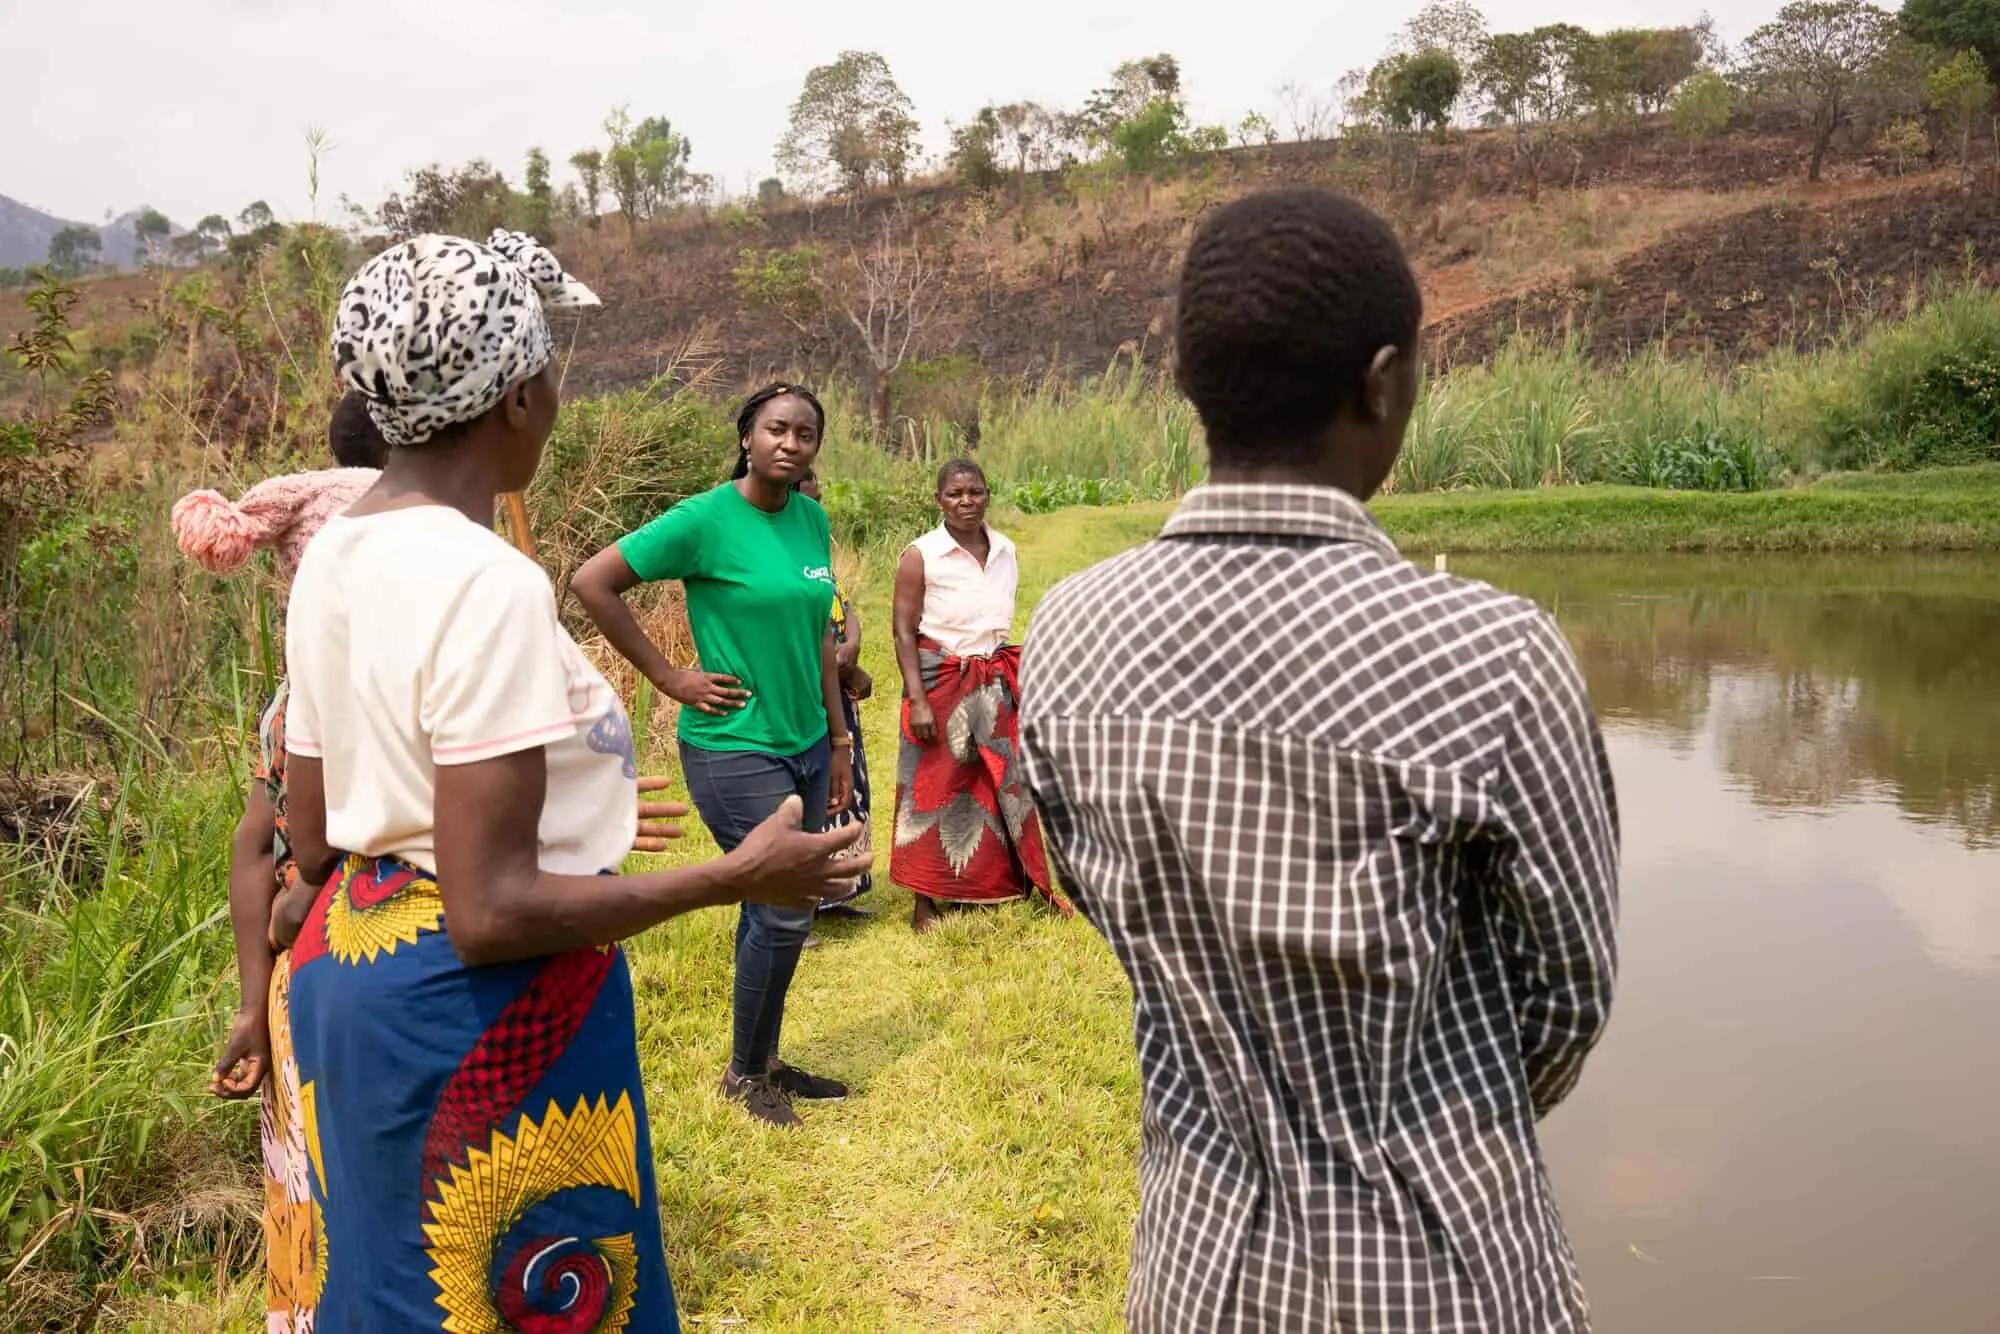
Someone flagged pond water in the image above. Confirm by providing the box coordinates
[1460,556,2000,1334]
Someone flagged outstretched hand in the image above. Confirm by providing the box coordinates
[634,775,690,852]
[728,796,868,911]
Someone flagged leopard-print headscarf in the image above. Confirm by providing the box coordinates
[330,229,599,448]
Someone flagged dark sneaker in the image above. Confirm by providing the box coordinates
[769,1060,848,1102]
[720,1072,800,1128]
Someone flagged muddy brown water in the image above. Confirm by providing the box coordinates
[1459,556,2000,1333]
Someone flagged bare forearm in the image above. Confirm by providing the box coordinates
[228,849,277,1016]
[449,861,738,966]
[836,605,862,669]
[576,584,679,687]
[290,818,339,890]
[821,633,846,738]
[892,631,925,702]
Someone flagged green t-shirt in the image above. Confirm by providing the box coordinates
[618,483,834,755]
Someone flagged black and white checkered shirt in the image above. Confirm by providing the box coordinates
[1018,484,1619,1333]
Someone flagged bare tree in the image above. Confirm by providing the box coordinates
[1277,81,1336,140]
[835,210,947,444]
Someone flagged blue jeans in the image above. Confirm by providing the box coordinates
[679,738,830,1079]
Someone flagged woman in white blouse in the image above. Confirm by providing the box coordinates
[889,460,1071,933]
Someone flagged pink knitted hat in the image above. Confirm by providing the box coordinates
[171,467,378,578]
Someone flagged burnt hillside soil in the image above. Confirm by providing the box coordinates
[8,113,1998,405]
[556,114,2000,392]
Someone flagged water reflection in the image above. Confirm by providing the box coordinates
[1471,556,2000,852]
[1463,556,2000,1334]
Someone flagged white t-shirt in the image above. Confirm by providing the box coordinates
[284,505,638,876]
[911,524,1019,659]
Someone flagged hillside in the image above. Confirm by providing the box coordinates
[545,114,2000,399]
[5,115,1997,412]
[0,194,176,272]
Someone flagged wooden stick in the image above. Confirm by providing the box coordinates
[502,492,536,561]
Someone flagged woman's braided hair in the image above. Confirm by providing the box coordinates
[731,382,826,480]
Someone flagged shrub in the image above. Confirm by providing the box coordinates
[891,355,986,455]
[530,377,729,595]
[1615,420,1781,491]
[1005,470,1137,514]
[1789,281,2000,471]
[818,478,938,552]
[1896,352,2000,468]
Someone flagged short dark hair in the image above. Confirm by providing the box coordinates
[1174,187,1422,466]
[935,458,986,494]
[329,390,390,468]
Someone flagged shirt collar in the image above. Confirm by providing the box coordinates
[1160,484,1399,556]
[929,524,1013,560]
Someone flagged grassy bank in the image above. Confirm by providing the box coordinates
[970,465,2000,560]
[6,254,2000,1325]
[0,505,1151,1330]
[9,468,2000,1325]
[1374,464,2000,553]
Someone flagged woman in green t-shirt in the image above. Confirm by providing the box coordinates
[573,383,854,1129]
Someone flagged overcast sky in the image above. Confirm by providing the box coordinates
[9,0,1790,227]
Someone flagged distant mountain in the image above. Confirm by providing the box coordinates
[0,194,178,271]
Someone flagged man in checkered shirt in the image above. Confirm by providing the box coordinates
[1017,187,1620,1333]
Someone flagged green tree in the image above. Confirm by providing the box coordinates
[132,207,171,264]
[1671,67,1737,140]
[45,225,101,276]
[1901,0,2000,85]
[757,177,787,208]
[1927,48,1995,161]
[1876,115,1931,171]
[629,115,696,212]
[1398,1,1490,121]
[1237,111,1279,146]
[1110,99,1187,175]
[603,108,644,235]
[226,203,284,264]
[776,51,920,195]
[1574,27,1706,118]
[376,161,515,240]
[950,108,1006,189]
[569,149,605,229]
[1476,25,1592,200]
[1739,0,1899,182]
[1073,55,1184,147]
[996,102,1064,173]
[1387,49,1465,136]
[1630,27,1708,110]
[195,214,232,249]
[522,147,554,240]
[1,272,114,576]
[732,244,827,365]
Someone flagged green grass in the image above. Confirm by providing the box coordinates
[1372,466,2000,553]
[8,459,2000,1327]
[949,465,2000,560]
[0,505,1155,1331]
[0,773,262,1329]
[8,271,2000,1326]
